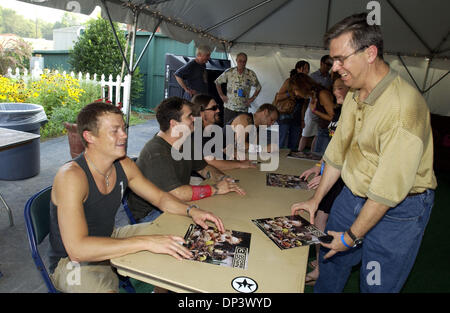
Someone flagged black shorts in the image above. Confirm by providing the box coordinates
[318,178,345,214]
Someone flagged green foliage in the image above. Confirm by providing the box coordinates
[69,18,125,78]
[27,72,102,139]
[0,7,35,38]
[78,81,102,113]
[26,72,84,117]
[53,12,82,31]
[37,19,55,40]
[131,66,145,107]
[0,72,148,140]
[69,18,144,107]
[0,37,32,75]
[40,106,77,138]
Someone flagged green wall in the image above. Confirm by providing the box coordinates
[33,32,228,110]
[32,50,71,72]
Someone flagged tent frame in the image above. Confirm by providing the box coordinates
[386,0,449,94]
[18,0,450,130]
[101,0,162,141]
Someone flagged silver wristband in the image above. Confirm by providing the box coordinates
[187,204,199,216]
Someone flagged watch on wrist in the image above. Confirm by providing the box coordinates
[346,228,363,247]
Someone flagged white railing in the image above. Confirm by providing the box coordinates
[5,63,131,115]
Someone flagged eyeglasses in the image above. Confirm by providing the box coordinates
[331,46,367,66]
[203,105,219,111]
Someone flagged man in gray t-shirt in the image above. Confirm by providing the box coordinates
[128,97,246,223]
[174,45,211,100]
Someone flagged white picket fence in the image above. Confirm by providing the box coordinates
[5,62,131,115]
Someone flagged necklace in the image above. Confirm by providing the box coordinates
[84,153,113,187]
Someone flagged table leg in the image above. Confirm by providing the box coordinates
[0,193,14,227]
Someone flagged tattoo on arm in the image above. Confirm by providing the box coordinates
[198,168,212,180]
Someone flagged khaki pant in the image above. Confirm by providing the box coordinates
[51,222,153,293]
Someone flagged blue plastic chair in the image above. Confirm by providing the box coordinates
[122,192,137,225]
[24,186,135,293]
[24,186,58,293]
[122,156,138,225]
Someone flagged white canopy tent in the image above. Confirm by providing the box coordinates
[19,0,450,116]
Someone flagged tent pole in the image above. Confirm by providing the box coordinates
[422,57,432,93]
[231,0,292,42]
[386,0,432,54]
[222,43,229,60]
[101,0,131,74]
[124,8,140,147]
[434,31,450,53]
[132,19,162,73]
[423,70,450,94]
[205,0,274,33]
[120,25,132,86]
[325,0,332,32]
[397,53,422,92]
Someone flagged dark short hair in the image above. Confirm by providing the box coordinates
[76,102,123,147]
[320,55,332,64]
[256,103,279,116]
[324,12,384,59]
[191,94,214,112]
[290,60,310,77]
[295,60,310,70]
[156,96,191,132]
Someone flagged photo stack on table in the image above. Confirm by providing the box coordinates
[287,151,322,161]
[183,224,251,269]
[252,215,326,249]
[266,173,309,190]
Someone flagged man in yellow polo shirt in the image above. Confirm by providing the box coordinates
[291,13,437,292]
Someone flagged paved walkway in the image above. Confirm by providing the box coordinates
[0,119,159,292]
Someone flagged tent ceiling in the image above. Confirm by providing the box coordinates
[18,0,450,59]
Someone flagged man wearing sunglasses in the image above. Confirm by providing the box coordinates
[310,55,333,91]
[191,94,257,171]
[291,13,436,293]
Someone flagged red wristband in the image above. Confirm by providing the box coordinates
[191,185,212,201]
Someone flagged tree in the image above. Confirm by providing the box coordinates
[0,36,32,75]
[0,7,35,38]
[39,19,54,40]
[0,7,80,40]
[53,12,81,31]
[68,18,144,107]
